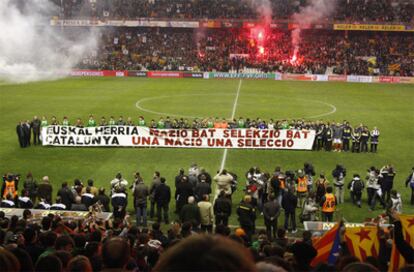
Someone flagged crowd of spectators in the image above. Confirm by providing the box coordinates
[77,28,414,76]
[0,164,413,271]
[51,0,414,23]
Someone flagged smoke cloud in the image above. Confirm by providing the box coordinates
[291,0,337,56]
[0,0,98,83]
[248,0,273,25]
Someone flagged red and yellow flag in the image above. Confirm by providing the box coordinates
[345,226,379,261]
[388,214,414,272]
[310,223,341,267]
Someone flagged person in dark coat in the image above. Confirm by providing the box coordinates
[197,169,212,184]
[31,116,41,145]
[57,182,74,210]
[50,197,66,210]
[1,194,15,207]
[282,187,298,233]
[111,188,127,219]
[23,172,38,203]
[194,177,211,201]
[213,190,232,226]
[16,121,25,148]
[154,177,171,224]
[133,179,149,227]
[263,194,281,240]
[380,165,396,203]
[290,241,318,271]
[95,188,110,212]
[180,196,201,226]
[18,190,34,209]
[81,186,95,209]
[174,168,186,188]
[237,195,256,241]
[175,176,193,214]
[23,120,31,147]
[37,176,53,203]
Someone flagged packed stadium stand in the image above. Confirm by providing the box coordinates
[53,0,414,22]
[76,28,413,76]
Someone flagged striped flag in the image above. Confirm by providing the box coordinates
[388,214,414,272]
[388,63,400,71]
[344,226,379,261]
[310,223,341,267]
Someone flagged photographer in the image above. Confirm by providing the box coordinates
[2,173,19,202]
[348,174,364,208]
[301,192,319,222]
[213,169,233,197]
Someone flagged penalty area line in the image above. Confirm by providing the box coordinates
[219,79,242,172]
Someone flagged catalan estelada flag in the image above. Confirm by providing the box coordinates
[310,223,341,267]
[344,226,379,261]
[388,214,414,272]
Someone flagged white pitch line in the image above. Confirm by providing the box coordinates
[219,79,242,172]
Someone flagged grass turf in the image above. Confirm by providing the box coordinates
[0,77,413,226]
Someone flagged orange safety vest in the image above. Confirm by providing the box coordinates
[279,179,286,189]
[3,180,17,198]
[220,122,228,129]
[214,122,221,128]
[322,193,336,213]
[297,177,308,193]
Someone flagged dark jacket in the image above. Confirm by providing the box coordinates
[134,182,149,207]
[37,183,53,202]
[214,196,232,217]
[57,187,74,209]
[263,200,281,221]
[18,197,33,209]
[381,171,396,191]
[23,178,38,198]
[237,201,256,227]
[81,193,95,208]
[194,182,211,201]
[282,191,298,213]
[31,119,41,133]
[180,203,201,225]
[95,194,110,212]
[154,183,171,205]
[111,193,127,210]
[175,182,193,209]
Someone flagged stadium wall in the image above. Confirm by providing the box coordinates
[69,70,414,84]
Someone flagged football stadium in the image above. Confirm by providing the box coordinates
[0,0,414,271]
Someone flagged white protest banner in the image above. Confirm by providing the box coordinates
[41,126,316,150]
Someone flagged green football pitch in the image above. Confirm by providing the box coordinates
[1,77,413,226]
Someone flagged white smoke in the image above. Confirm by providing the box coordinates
[247,0,273,25]
[0,0,98,83]
[291,0,337,57]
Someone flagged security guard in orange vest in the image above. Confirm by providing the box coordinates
[296,170,308,207]
[320,186,337,222]
[2,174,18,200]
